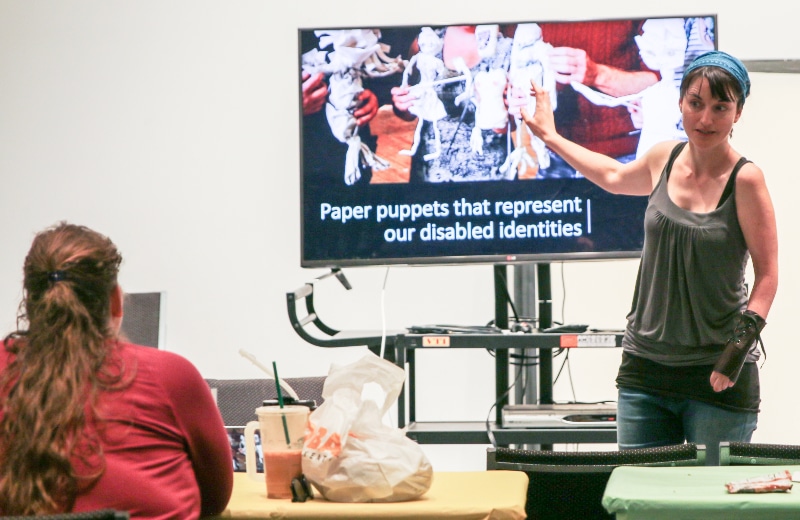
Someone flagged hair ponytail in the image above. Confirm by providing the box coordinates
[0,222,129,515]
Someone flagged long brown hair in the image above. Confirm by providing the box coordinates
[0,222,130,515]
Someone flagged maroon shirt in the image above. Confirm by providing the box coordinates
[0,341,233,519]
[540,20,653,158]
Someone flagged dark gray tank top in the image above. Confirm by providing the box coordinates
[621,142,754,366]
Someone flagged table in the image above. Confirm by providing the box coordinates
[602,465,800,519]
[217,470,528,519]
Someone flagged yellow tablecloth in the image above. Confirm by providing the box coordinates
[216,470,528,519]
[603,465,800,520]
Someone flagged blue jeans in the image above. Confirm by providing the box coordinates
[617,387,758,465]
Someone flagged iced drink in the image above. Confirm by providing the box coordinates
[245,405,309,500]
[264,449,303,499]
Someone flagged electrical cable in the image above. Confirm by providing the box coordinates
[484,347,539,367]
[552,350,574,389]
[495,267,521,322]
[561,350,578,402]
[559,262,567,326]
[484,269,540,366]
[554,264,578,403]
[485,361,524,448]
[380,266,390,360]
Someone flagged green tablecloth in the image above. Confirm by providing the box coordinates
[603,465,800,520]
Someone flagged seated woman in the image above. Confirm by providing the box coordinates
[0,222,233,518]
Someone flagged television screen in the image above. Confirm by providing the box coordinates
[299,16,717,268]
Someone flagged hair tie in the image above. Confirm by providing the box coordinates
[48,270,68,283]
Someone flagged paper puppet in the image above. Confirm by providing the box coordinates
[302,29,405,185]
[633,18,689,157]
[500,23,557,178]
[469,25,512,156]
[400,27,471,161]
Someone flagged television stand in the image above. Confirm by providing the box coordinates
[393,327,622,444]
[393,264,621,446]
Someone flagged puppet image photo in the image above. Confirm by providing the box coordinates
[469,24,510,158]
[501,23,557,179]
[399,27,471,161]
[390,25,515,182]
[631,17,715,157]
[631,18,690,157]
[302,29,405,185]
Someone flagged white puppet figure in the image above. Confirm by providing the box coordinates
[500,23,557,179]
[302,29,405,185]
[400,27,471,161]
[632,18,689,158]
[469,25,512,156]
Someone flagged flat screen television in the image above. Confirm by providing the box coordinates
[299,16,717,268]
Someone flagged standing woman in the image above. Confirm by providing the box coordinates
[522,51,778,465]
[0,223,233,517]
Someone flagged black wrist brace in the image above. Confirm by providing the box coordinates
[713,310,766,384]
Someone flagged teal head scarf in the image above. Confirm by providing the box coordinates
[683,50,750,102]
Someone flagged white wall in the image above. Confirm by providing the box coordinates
[1,0,798,471]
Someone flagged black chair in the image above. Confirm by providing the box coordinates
[120,291,165,349]
[205,377,326,428]
[719,441,800,465]
[0,510,129,519]
[487,443,706,520]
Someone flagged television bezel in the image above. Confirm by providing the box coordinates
[298,15,718,269]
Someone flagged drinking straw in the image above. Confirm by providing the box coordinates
[238,349,299,399]
[272,361,292,447]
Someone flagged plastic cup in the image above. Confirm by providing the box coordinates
[244,405,309,499]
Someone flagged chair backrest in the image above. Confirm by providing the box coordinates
[487,444,705,520]
[120,292,165,349]
[205,377,326,428]
[0,510,129,519]
[720,441,800,465]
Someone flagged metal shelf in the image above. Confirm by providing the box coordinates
[404,421,617,445]
[394,330,623,430]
